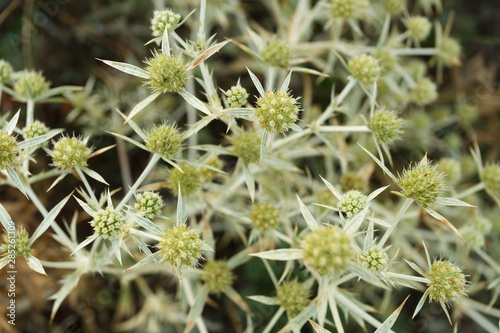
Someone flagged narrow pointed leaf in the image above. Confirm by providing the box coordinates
[434,197,475,207]
[107,131,148,151]
[126,92,161,122]
[125,252,162,271]
[412,290,430,319]
[6,165,26,196]
[185,288,209,331]
[80,167,109,185]
[132,214,162,235]
[225,286,251,313]
[5,110,20,135]
[25,255,47,275]
[114,108,147,139]
[71,234,98,255]
[34,86,82,102]
[297,194,318,231]
[260,130,269,162]
[320,175,342,200]
[0,204,13,231]
[247,295,279,305]
[424,207,461,237]
[247,67,266,97]
[49,271,82,321]
[179,90,212,116]
[280,71,293,92]
[358,144,398,184]
[161,23,171,56]
[177,185,186,225]
[374,296,410,333]
[30,193,71,246]
[111,240,122,265]
[17,130,63,150]
[404,259,426,276]
[73,196,96,217]
[182,115,214,139]
[98,59,149,79]
[309,319,332,333]
[243,165,255,202]
[47,173,67,192]
[186,40,231,71]
[249,248,303,261]
[367,185,390,202]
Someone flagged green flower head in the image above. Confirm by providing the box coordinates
[157,224,204,270]
[254,90,300,133]
[145,53,187,94]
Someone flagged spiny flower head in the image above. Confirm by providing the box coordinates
[481,164,500,197]
[201,260,234,294]
[260,40,291,68]
[51,136,92,171]
[437,37,461,66]
[249,202,280,231]
[0,226,32,258]
[348,54,380,84]
[337,190,367,217]
[460,226,484,250]
[225,84,249,108]
[90,207,124,240]
[254,90,300,133]
[373,49,397,76]
[301,225,353,275]
[384,0,406,15]
[407,16,431,41]
[276,281,309,318]
[135,191,164,219]
[425,260,466,304]
[0,59,13,84]
[145,123,183,159]
[231,131,260,165]
[358,247,389,272]
[331,0,368,20]
[473,216,492,235]
[14,70,50,99]
[150,9,181,37]
[168,163,201,197]
[411,78,437,105]
[397,160,445,208]
[0,130,18,170]
[145,53,187,94]
[437,158,461,185]
[22,121,49,139]
[157,224,204,269]
[368,108,403,145]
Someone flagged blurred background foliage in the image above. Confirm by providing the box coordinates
[0,0,499,332]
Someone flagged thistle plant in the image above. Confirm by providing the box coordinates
[2,1,500,332]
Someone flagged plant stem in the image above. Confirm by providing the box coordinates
[378,198,413,247]
[75,167,98,207]
[26,98,35,126]
[116,154,161,211]
[455,182,485,199]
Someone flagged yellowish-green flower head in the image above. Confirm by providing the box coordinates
[254,90,300,133]
[22,121,49,139]
[358,247,389,272]
[301,225,353,275]
[411,78,437,105]
[135,191,164,219]
[150,9,181,37]
[0,130,18,170]
[225,84,249,108]
[481,164,500,197]
[14,70,50,99]
[51,136,92,171]
[438,37,461,66]
[0,227,31,258]
[249,202,280,231]
[201,260,234,294]
[348,54,380,84]
[337,190,367,217]
[232,131,260,165]
[407,16,431,41]
[168,163,201,197]
[0,59,13,84]
[276,281,309,318]
[157,224,203,269]
[425,260,466,303]
[261,40,291,68]
[146,53,187,93]
[368,108,403,145]
[397,161,445,208]
[145,123,183,159]
[90,207,124,240]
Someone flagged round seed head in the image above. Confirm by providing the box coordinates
[437,158,461,185]
[0,130,18,170]
[145,123,183,159]
[473,216,492,235]
[146,53,187,94]
[150,9,181,37]
[254,90,300,133]
[168,163,201,197]
[249,202,280,231]
[135,191,164,219]
[260,40,291,68]
[457,103,478,125]
[0,59,13,84]
[373,50,397,76]
[157,224,204,269]
[425,260,466,304]
[301,225,353,275]
[337,190,367,217]
[397,161,445,208]
[368,108,403,145]
[276,281,309,318]
[90,207,124,239]
[225,85,249,108]
[341,172,368,192]
[331,0,368,19]
[22,121,49,139]
[348,54,380,84]
[407,16,431,41]
[201,260,234,294]
[51,136,92,171]
[384,0,406,15]
[411,78,437,105]
[358,247,389,272]
[231,131,261,165]
[0,226,32,258]
[14,70,50,99]
[481,164,500,197]
[437,37,461,66]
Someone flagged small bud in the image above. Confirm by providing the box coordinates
[437,37,461,66]
[150,9,181,37]
[0,130,18,170]
[437,158,461,185]
[397,160,445,208]
[22,121,49,139]
[276,281,309,318]
[260,40,291,68]
[373,50,397,76]
[146,53,187,94]
[368,108,403,145]
[249,202,280,231]
[135,191,164,219]
[341,172,368,192]
[254,90,300,133]
[168,163,201,197]
[0,226,32,258]
[157,224,204,270]
[425,260,466,304]
[384,0,406,15]
[90,207,124,240]
[410,78,437,105]
[331,0,368,20]
[301,225,353,275]
[406,16,431,41]
[145,123,183,159]
[457,103,478,125]
[337,190,367,217]
[231,131,260,165]
[0,59,14,84]
[201,260,234,294]
[51,136,92,171]
[225,84,249,108]
[348,54,380,84]
[358,247,389,272]
[14,70,50,99]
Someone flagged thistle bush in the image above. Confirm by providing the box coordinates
[1,1,499,332]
